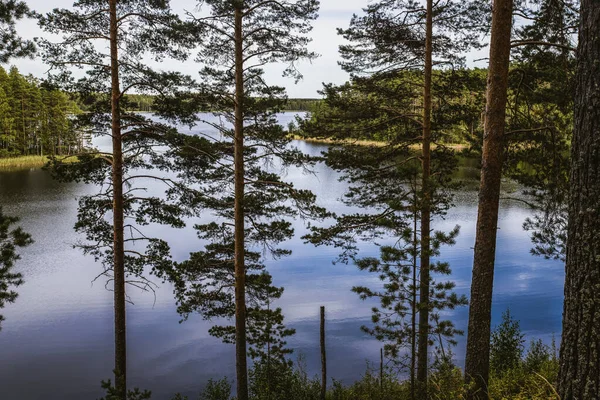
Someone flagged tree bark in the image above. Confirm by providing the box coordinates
[320,305,326,400]
[411,182,418,400]
[109,0,126,398]
[416,0,433,395]
[233,5,249,400]
[558,2,600,398]
[464,0,513,397]
[379,347,383,392]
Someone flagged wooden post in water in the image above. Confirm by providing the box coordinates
[320,306,326,400]
[380,347,384,391]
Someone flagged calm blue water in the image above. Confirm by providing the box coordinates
[0,113,564,399]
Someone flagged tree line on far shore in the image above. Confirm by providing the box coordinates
[0,66,82,157]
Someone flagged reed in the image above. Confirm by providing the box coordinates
[0,155,49,170]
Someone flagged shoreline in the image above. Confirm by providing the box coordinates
[0,138,468,171]
[289,134,468,150]
[0,155,49,171]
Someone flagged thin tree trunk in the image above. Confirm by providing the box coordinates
[233,5,248,400]
[109,0,126,398]
[266,300,271,400]
[379,347,383,392]
[21,97,25,155]
[557,1,600,398]
[416,0,433,395]
[320,305,326,400]
[411,178,418,400]
[464,0,513,397]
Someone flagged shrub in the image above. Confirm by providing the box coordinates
[199,378,232,400]
[490,309,525,375]
[524,339,551,373]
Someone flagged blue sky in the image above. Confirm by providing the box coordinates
[11,0,490,98]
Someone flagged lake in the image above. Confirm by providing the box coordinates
[0,113,564,399]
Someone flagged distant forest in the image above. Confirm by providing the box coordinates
[0,66,81,157]
[77,94,322,113]
[0,69,320,159]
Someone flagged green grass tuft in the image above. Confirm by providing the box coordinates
[0,155,50,171]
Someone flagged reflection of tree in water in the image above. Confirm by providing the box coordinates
[0,0,36,333]
[0,207,32,331]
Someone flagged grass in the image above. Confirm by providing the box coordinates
[0,154,82,171]
[0,155,50,170]
[289,134,388,147]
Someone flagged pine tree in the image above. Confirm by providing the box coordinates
[489,309,524,376]
[506,0,578,262]
[464,0,514,396]
[0,0,35,63]
[38,1,195,397]
[23,76,43,155]
[8,66,27,154]
[302,103,467,398]
[207,282,296,400]
[351,227,467,379]
[465,2,578,395]
[165,2,322,400]
[0,66,81,157]
[0,84,13,156]
[0,208,32,331]
[302,0,487,394]
[557,0,600,397]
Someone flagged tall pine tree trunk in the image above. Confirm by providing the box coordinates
[464,0,513,397]
[233,5,249,400]
[411,177,418,400]
[109,0,127,398]
[320,305,326,400]
[416,0,433,395]
[558,2,600,398]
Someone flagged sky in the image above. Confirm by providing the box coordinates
[11,0,490,98]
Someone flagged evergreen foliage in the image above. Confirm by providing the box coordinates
[77,95,321,113]
[505,0,578,262]
[38,0,196,296]
[284,98,321,112]
[98,380,152,400]
[303,99,468,395]
[38,0,197,397]
[193,340,559,400]
[0,206,32,330]
[300,0,488,390]
[300,69,487,146]
[162,1,324,398]
[0,0,35,62]
[0,66,81,157]
[199,378,232,400]
[524,338,556,373]
[0,0,36,339]
[490,309,525,375]
[0,0,585,397]
[337,0,488,75]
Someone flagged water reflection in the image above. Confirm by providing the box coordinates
[0,113,564,399]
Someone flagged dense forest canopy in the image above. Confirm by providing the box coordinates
[0,66,81,157]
